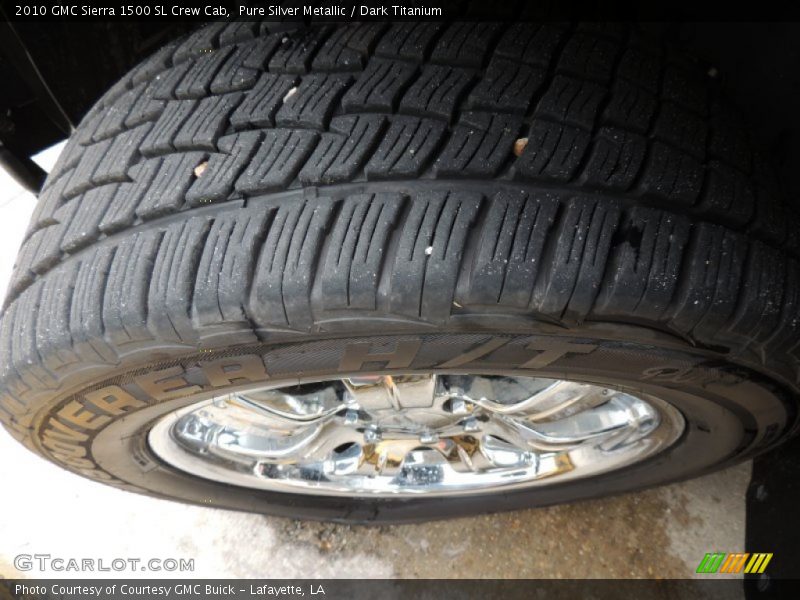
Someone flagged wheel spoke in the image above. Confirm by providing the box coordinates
[343,375,438,410]
[469,380,611,420]
[432,435,490,473]
[531,394,657,442]
[359,439,419,477]
[210,422,323,462]
[300,421,364,459]
[232,389,344,423]
[480,417,569,452]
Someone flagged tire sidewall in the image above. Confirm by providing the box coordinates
[33,327,793,523]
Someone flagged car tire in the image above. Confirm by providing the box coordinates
[1,20,798,523]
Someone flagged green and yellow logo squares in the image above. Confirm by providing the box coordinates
[696,552,773,574]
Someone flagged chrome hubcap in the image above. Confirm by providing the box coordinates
[148,375,684,497]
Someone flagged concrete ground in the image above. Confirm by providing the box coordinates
[0,147,750,580]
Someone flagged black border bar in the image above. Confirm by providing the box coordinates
[4,579,800,600]
[3,0,800,23]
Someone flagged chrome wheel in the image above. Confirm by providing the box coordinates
[148,375,684,497]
